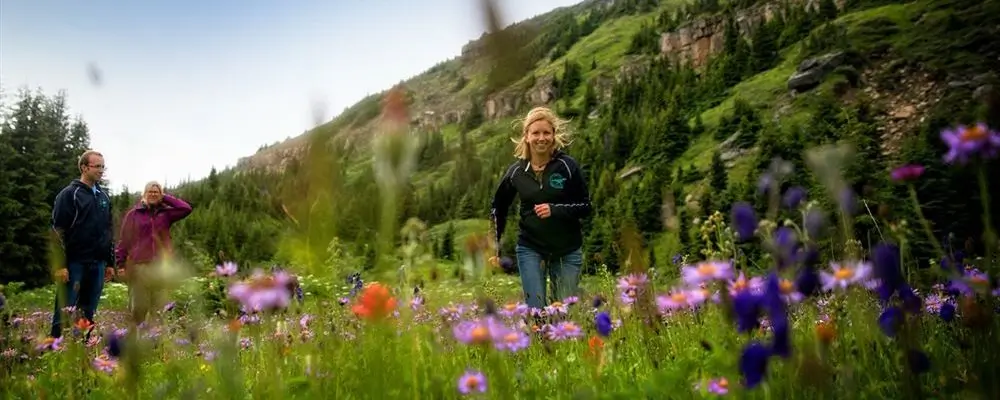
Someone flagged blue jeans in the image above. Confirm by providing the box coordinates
[50,260,106,338]
[515,244,583,309]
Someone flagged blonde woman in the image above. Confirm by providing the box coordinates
[114,181,192,323]
[489,107,592,310]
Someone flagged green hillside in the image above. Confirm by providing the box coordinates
[5,0,997,286]
[173,0,998,278]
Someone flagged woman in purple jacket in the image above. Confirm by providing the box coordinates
[115,181,192,323]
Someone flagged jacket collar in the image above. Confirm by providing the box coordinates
[522,150,564,172]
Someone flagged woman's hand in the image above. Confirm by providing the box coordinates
[534,203,551,219]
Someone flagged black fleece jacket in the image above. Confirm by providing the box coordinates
[51,179,114,265]
[490,150,592,258]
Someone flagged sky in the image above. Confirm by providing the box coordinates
[1,0,582,193]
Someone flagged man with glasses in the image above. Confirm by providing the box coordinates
[49,150,114,338]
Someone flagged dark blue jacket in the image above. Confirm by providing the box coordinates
[51,179,114,264]
[490,150,592,258]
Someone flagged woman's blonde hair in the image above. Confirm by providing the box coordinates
[511,106,572,160]
[144,181,162,193]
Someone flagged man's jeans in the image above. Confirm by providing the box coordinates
[515,244,583,309]
[50,260,106,338]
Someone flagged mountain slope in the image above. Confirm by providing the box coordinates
[170,0,999,276]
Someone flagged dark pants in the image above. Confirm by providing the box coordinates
[515,244,583,309]
[50,260,106,338]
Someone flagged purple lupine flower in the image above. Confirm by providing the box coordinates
[731,202,757,242]
[739,342,771,388]
[681,260,734,286]
[906,350,931,374]
[872,243,904,302]
[838,188,857,215]
[772,227,798,269]
[941,123,1000,165]
[782,186,807,209]
[804,208,825,238]
[890,164,925,182]
[820,261,872,291]
[595,311,613,337]
[878,306,903,337]
[457,370,487,394]
[939,303,956,322]
[591,295,605,309]
[732,290,762,333]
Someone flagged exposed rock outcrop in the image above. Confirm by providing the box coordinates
[659,2,783,68]
[787,51,846,93]
[659,0,844,68]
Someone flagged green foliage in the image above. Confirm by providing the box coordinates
[0,89,93,287]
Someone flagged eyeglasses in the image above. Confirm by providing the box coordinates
[87,164,106,169]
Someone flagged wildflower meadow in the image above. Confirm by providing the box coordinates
[1,123,999,399]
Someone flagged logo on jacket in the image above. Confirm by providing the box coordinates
[548,173,566,189]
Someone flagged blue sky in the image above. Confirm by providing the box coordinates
[1,0,582,192]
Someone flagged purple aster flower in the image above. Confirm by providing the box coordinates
[681,260,734,286]
[890,164,925,182]
[36,336,63,352]
[226,269,293,313]
[439,304,466,321]
[731,202,758,242]
[92,355,117,374]
[656,288,707,312]
[457,370,487,394]
[820,261,872,291]
[544,302,569,315]
[409,296,424,311]
[546,321,584,341]
[617,273,648,305]
[499,302,529,318]
[494,329,530,352]
[694,378,730,395]
[940,123,1000,165]
[452,317,505,345]
[215,261,238,277]
[728,272,764,296]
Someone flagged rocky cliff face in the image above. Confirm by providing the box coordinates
[659,0,841,68]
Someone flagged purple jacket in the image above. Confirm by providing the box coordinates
[114,194,192,268]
